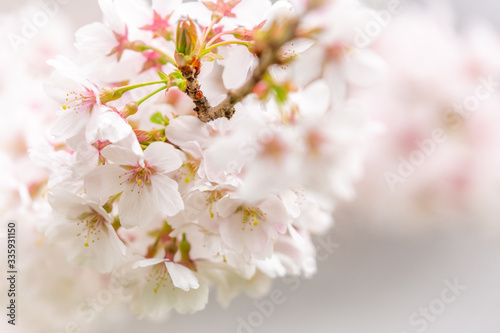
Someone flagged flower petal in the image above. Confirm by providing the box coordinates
[144,142,182,173]
[85,164,126,200]
[118,184,156,228]
[151,174,184,217]
[165,261,199,291]
[101,144,141,166]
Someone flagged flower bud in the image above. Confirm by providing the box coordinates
[99,87,115,103]
[175,17,198,67]
[121,102,139,118]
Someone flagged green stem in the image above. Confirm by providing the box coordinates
[141,45,177,66]
[204,40,250,53]
[137,85,169,106]
[205,29,238,48]
[114,80,169,95]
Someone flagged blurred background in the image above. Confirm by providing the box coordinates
[1,0,500,332]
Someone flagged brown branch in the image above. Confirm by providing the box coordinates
[181,16,301,123]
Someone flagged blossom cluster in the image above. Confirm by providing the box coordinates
[35,0,380,316]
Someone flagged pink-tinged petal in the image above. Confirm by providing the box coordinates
[216,195,242,218]
[150,174,184,216]
[85,164,126,200]
[259,195,289,225]
[51,107,89,139]
[164,116,211,148]
[144,142,182,173]
[104,222,127,256]
[118,184,156,228]
[165,261,199,291]
[219,45,256,90]
[101,144,141,165]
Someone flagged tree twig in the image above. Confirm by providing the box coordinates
[182,16,300,123]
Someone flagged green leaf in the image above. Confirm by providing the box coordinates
[150,112,169,126]
[272,85,288,104]
[158,71,169,81]
[176,79,187,92]
[171,69,183,80]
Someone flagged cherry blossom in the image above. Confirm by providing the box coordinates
[85,141,184,228]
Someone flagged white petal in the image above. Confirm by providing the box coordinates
[151,174,184,217]
[144,142,182,173]
[133,258,166,269]
[85,164,126,200]
[219,45,256,90]
[293,79,330,118]
[232,0,272,27]
[104,222,127,257]
[345,49,387,86]
[51,107,89,139]
[119,184,156,228]
[75,22,116,55]
[259,195,289,224]
[101,144,141,166]
[152,0,182,16]
[99,0,126,33]
[165,261,199,291]
[280,189,300,218]
[280,38,315,60]
[216,195,242,218]
[88,109,132,143]
[164,116,211,148]
[48,189,88,219]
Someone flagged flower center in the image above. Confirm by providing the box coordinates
[240,207,266,231]
[119,164,155,193]
[62,88,96,114]
[76,211,105,247]
[148,264,174,294]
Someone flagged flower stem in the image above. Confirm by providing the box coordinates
[204,40,250,53]
[114,81,169,94]
[201,18,218,47]
[140,45,177,66]
[205,29,237,48]
[136,85,169,106]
